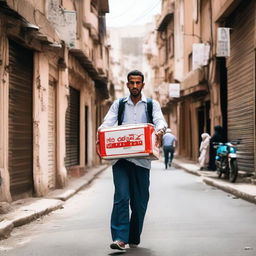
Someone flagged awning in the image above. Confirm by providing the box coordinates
[181,68,208,96]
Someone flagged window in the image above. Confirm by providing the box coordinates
[167,33,174,58]
[188,53,192,71]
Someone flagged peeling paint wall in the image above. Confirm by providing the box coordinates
[0,22,11,202]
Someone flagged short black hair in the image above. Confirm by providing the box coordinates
[127,70,144,82]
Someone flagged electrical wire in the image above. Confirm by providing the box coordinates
[129,0,161,24]
[109,0,137,19]
[108,0,161,27]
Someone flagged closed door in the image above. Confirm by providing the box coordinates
[8,40,34,197]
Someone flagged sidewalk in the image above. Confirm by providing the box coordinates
[173,157,256,205]
[0,164,109,240]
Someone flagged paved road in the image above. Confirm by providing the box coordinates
[0,160,256,256]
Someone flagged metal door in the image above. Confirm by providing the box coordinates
[65,86,80,168]
[226,0,255,173]
[48,80,56,189]
[8,40,33,196]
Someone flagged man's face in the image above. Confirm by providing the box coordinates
[127,75,144,97]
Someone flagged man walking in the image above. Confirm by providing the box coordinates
[98,70,167,250]
[162,128,177,169]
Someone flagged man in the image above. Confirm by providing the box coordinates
[162,128,177,169]
[97,70,167,250]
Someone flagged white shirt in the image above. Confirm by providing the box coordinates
[99,94,167,169]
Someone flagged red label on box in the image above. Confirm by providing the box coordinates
[98,124,159,160]
[106,133,144,148]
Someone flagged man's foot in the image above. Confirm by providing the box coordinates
[129,244,138,248]
[169,162,172,167]
[110,240,126,250]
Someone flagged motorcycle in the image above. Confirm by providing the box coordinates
[214,140,240,183]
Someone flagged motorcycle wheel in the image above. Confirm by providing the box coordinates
[216,167,222,178]
[229,159,238,183]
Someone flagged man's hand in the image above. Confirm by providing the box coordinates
[96,130,101,157]
[155,129,165,148]
[96,140,101,157]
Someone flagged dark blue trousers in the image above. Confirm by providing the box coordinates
[111,159,150,245]
[163,145,174,169]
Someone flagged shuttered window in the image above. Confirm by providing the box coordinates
[65,86,80,168]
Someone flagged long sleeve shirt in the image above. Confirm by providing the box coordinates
[99,94,167,169]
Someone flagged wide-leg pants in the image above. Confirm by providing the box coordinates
[111,159,150,245]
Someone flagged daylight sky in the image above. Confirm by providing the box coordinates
[106,0,161,27]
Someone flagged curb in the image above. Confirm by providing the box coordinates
[0,164,109,240]
[0,199,63,240]
[173,160,256,205]
[47,164,109,201]
[203,177,256,204]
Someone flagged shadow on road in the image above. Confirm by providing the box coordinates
[108,247,156,255]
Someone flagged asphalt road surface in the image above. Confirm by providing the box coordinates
[0,160,256,256]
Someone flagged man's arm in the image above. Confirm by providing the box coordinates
[152,100,167,131]
[173,137,177,150]
[96,99,119,156]
[98,99,119,130]
[152,100,167,146]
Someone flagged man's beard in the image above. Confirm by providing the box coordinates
[130,88,141,97]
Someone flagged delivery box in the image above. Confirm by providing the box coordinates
[98,123,159,160]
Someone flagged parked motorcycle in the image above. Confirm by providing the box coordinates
[214,140,240,183]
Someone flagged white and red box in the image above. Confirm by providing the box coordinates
[98,123,159,160]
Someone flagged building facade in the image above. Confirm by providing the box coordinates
[0,0,111,202]
[150,0,255,176]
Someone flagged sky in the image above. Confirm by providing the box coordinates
[106,0,161,27]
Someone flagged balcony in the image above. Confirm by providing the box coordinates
[1,0,60,44]
[181,68,208,96]
[157,1,174,31]
[70,47,98,80]
[83,11,99,42]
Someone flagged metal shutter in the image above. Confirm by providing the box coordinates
[226,0,255,173]
[85,106,89,165]
[65,87,80,168]
[48,80,56,189]
[8,40,33,196]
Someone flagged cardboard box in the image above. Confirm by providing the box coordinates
[98,123,159,160]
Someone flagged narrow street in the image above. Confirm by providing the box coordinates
[0,1,256,255]
[0,161,255,256]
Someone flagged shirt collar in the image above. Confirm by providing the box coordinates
[126,93,147,105]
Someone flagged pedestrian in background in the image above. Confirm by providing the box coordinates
[198,133,211,170]
[208,125,223,171]
[162,128,177,169]
[97,70,167,251]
